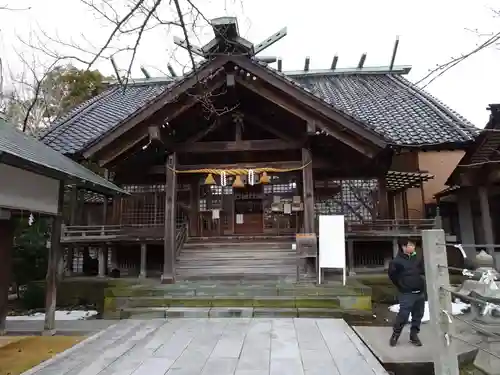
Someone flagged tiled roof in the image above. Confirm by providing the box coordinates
[39,59,479,155]
[292,74,478,146]
[0,118,127,196]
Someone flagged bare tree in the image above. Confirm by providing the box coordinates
[21,0,243,119]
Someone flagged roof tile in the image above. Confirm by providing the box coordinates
[39,59,480,154]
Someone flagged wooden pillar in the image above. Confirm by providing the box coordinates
[478,186,495,256]
[347,239,355,275]
[377,176,389,219]
[0,211,14,335]
[189,177,199,237]
[162,153,177,284]
[44,181,65,334]
[98,246,106,277]
[302,148,315,233]
[139,243,147,279]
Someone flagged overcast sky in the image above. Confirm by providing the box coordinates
[1,0,499,127]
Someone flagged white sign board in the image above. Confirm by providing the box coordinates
[319,215,346,285]
[0,163,60,215]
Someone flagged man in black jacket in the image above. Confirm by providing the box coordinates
[388,238,425,347]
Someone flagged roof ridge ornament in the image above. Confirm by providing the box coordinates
[173,16,287,59]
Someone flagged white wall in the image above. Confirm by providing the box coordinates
[0,163,60,215]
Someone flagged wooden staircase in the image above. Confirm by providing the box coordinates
[175,236,310,281]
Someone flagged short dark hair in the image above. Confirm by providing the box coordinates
[398,238,415,248]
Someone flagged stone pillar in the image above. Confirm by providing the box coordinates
[162,153,177,284]
[457,191,476,259]
[0,211,14,335]
[98,246,106,277]
[139,244,147,279]
[478,186,495,257]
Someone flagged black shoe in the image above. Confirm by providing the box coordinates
[389,332,400,347]
[409,332,422,346]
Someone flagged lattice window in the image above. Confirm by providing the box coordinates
[342,179,377,222]
[314,179,378,222]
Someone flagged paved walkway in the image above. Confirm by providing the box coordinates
[22,318,388,375]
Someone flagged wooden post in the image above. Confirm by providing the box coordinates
[478,186,495,257]
[162,153,177,284]
[44,181,65,335]
[301,148,314,233]
[139,243,147,279]
[98,246,106,277]
[0,211,14,335]
[66,186,79,276]
[378,176,389,219]
[347,239,355,275]
[422,229,459,375]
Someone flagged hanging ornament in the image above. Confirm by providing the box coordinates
[233,175,244,188]
[204,173,216,185]
[248,170,255,186]
[259,171,270,184]
[221,171,227,187]
[28,213,35,226]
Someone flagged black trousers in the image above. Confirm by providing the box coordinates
[393,292,425,335]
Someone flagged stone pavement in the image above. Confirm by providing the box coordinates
[5,320,116,335]
[22,318,388,375]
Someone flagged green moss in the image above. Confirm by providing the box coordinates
[169,298,213,307]
[338,296,372,311]
[295,297,340,308]
[211,297,255,307]
[253,297,296,308]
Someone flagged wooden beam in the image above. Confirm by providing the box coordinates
[235,76,378,158]
[184,119,224,144]
[231,55,386,148]
[176,139,302,153]
[242,113,300,142]
[44,180,65,334]
[162,153,177,284]
[83,56,230,159]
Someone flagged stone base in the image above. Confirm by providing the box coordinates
[42,329,56,336]
[474,335,500,375]
[160,275,175,284]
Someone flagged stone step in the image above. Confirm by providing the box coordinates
[183,242,293,249]
[177,259,298,266]
[178,253,296,259]
[115,307,372,320]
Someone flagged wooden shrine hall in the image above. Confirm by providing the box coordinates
[39,17,479,281]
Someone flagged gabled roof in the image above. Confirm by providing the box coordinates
[445,104,500,186]
[39,57,479,156]
[0,118,127,196]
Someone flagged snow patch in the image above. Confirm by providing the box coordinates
[7,310,98,321]
[388,299,470,323]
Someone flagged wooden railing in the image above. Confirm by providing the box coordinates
[60,223,186,243]
[175,221,188,257]
[312,217,439,237]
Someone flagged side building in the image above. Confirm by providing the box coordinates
[39,17,479,281]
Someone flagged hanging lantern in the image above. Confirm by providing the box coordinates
[259,171,270,184]
[233,174,245,188]
[221,171,227,186]
[248,169,255,186]
[204,173,216,185]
